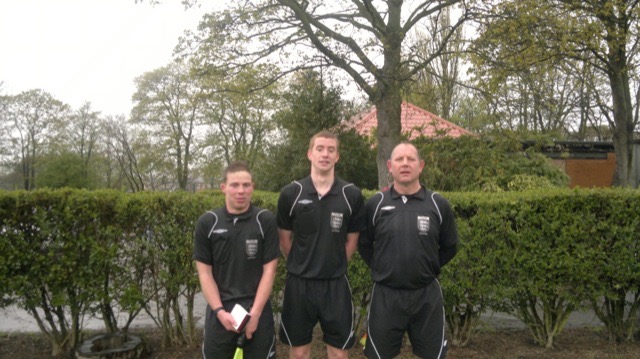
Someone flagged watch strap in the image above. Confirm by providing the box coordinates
[212,306,224,316]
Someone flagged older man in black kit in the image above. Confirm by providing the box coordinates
[359,142,458,359]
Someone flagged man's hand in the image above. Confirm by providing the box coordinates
[216,310,238,332]
[244,312,261,339]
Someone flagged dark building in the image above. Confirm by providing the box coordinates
[523,140,640,188]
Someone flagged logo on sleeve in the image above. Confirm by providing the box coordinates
[245,239,258,258]
[330,212,343,232]
[417,216,430,235]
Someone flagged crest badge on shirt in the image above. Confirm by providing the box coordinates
[417,216,430,235]
[245,239,258,258]
[330,212,343,232]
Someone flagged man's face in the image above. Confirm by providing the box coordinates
[387,144,425,186]
[221,170,254,213]
[308,136,339,174]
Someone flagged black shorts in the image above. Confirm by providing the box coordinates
[364,280,447,359]
[203,298,276,359]
[279,274,356,349]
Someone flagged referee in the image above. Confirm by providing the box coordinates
[358,142,458,359]
[194,162,280,359]
[277,130,365,359]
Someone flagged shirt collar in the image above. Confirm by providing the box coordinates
[390,185,427,200]
[223,204,254,220]
[301,176,342,196]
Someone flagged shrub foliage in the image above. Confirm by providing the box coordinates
[1,188,638,355]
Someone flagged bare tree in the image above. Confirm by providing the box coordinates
[103,116,146,192]
[67,102,101,166]
[180,0,470,188]
[199,64,280,169]
[406,7,466,121]
[131,61,207,190]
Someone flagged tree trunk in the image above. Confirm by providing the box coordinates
[374,93,403,190]
[608,52,635,187]
[373,0,404,190]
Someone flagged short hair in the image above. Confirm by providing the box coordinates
[222,161,252,183]
[309,130,339,152]
[390,142,421,161]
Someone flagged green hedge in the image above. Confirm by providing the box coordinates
[443,189,640,347]
[1,188,638,355]
[0,189,223,355]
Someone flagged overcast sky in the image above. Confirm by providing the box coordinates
[0,0,214,116]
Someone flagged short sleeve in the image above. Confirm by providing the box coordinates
[276,185,294,230]
[347,186,366,233]
[193,212,215,265]
[257,210,281,264]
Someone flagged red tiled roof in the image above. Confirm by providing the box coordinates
[350,101,474,139]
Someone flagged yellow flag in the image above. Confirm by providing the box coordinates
[360,333,368,347]
[234,332,246,359]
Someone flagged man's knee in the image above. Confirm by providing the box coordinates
[326,344,349,359]
[290,344,311,359]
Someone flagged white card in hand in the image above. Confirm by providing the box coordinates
[230,304,251,331]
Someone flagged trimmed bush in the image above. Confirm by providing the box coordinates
[1,187,638,354]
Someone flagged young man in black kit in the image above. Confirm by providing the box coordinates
[193,161,280,359]
[277,130,366,359]
[359,142,458,359]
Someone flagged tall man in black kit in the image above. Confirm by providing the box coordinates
[277,130,366,359]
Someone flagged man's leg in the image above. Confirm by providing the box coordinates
[317,276,356,351]
[242,300,276,359]
[289,344,311,359]
[363,284,407,359]
[408,280,447,359]
[281,275,316,357]
[327,344,349,359]
[202,304,236,359]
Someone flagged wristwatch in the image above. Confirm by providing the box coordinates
[212,306,224,316]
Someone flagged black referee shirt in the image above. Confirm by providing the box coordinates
[193,205,280,302]
[359,186,458,289]
[277,176,365,279]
